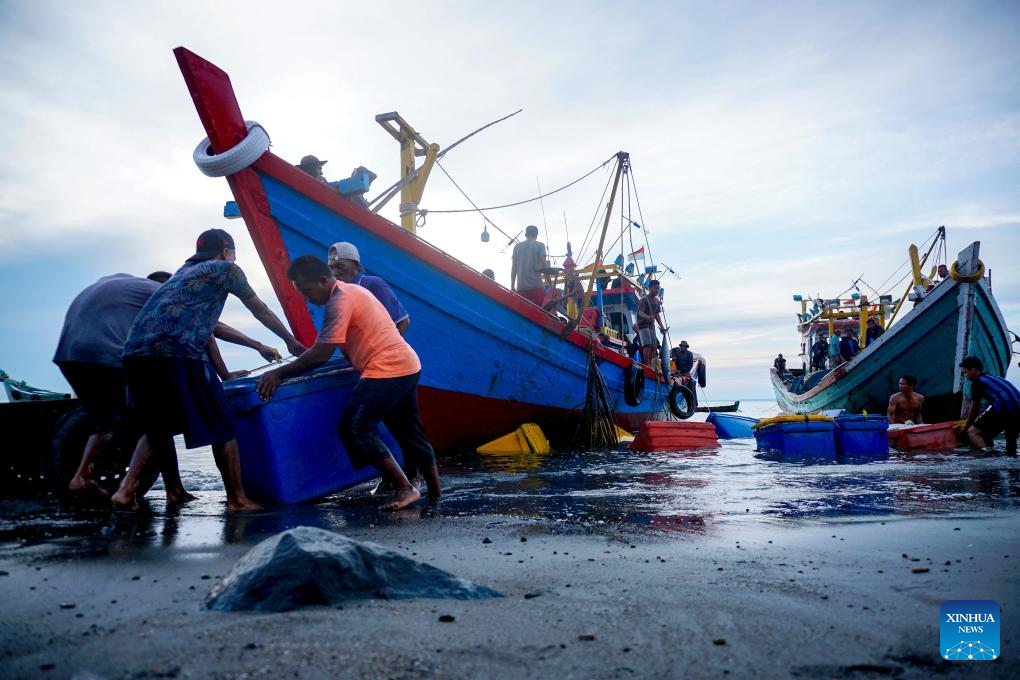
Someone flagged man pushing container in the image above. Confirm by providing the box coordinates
[256,255,441,511]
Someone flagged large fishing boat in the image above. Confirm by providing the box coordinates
[772,229,1014,421]
[175,47,673,452]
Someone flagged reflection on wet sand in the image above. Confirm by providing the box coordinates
[2,440,1019,557]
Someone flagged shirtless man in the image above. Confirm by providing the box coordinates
[887,375,924,424]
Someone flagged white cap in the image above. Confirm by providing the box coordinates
[328,241,360,264]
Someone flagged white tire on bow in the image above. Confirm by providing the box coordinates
[193,120,270,177]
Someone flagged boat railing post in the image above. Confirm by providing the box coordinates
[859,296,869,347]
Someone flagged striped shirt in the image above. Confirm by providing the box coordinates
[974,374,1020,417]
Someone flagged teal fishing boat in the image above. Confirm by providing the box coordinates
[773,234,1014,422]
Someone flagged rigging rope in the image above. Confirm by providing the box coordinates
[434,160,518,245]
[870,227,943,296]
[628,164,656,272]
[576,162,618,266]
[427,155,617,214]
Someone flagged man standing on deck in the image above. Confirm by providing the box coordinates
[328,242,410,336]
[840,330,860,362]
[829,329,842,367]
[960,356,1019,455]
[773,353,787,376]
[510,225,548,306]
[636,280,667,369]
[257,255,441,510]
[53,271,284,499]
[111,229,307,512]
[812,336,829,371]
[887,375,924,424]
[866,317,885,344]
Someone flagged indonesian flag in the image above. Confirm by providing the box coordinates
[627,246,645,264]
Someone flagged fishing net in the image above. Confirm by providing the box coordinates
[576,347,618,450]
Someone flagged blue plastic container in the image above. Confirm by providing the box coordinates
[224,360,403,504]
[833,414,889,461]
[707,412,758,439]
[754,419,837,462]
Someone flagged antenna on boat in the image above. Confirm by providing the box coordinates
[563,212,571,255]
[537,177,551,259]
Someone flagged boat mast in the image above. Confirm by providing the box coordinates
[576,152,627,330]
[375,112,439,234]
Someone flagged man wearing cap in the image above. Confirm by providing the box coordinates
[328,242,410,336]
[297,155,329,184]
[510,225,548,307]
[257,255,440,511]
[671,341,694,376]
[54,270,282,499]
[111,229,307,512]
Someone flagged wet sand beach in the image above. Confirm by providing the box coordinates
[2,408,1018,679]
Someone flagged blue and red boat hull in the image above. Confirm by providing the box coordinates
[175,47,667,451]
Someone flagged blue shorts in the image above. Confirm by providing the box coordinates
[124,356,235,449]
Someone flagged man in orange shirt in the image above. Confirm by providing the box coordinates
[256,255,440,510]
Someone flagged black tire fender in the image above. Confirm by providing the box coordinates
[624,362,645,406]
[668,383,697,419]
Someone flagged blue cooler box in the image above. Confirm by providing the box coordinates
[754,419,837,462]
[224,360,403,504]
[834,414,889,461]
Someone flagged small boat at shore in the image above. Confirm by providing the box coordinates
[773,231,1013,422]
[695,401,740,413]
[175,47,671,452]
[706,412,756,439]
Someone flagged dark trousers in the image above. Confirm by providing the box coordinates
[338,372,436,472]
[56,362,127,433]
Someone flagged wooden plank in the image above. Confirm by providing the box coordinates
[956,241,981,277]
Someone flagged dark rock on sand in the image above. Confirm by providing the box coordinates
[205,526,501,612]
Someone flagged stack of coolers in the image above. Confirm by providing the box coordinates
[753,413,889,463]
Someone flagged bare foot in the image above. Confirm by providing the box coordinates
[380,486,421,511]
[166,490,197,506]
[373,475,421,495]
[110,489,139,511]
[226,498,263,512]
[68,475,111,498]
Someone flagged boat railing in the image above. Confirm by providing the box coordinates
[541,263,639,344]
[794,294,896,348]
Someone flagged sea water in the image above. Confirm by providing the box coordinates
[2,400,1017,549]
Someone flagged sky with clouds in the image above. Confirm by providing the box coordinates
[1,0,1017,401]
